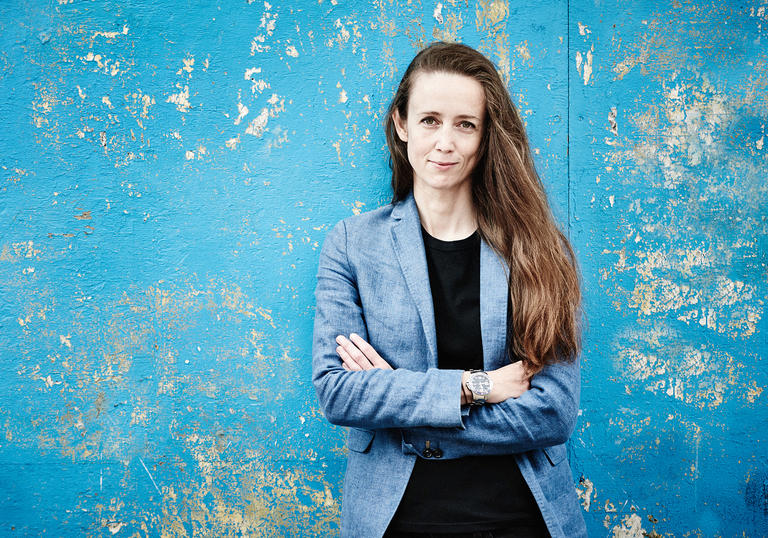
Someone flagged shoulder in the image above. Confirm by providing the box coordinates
[325,201,397,244]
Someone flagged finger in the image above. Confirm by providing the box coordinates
[349,333,393,370]
[342,362,351,371]
[336,335,373,370]
[336,344,363,371]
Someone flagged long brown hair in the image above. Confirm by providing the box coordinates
[385,42,582,373]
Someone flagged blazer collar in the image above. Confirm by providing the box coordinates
[390,192,509,370]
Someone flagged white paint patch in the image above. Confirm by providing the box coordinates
[244,66,262,80]
[578,22,591,35]
[583,48,593,85]
[251,35,268,54]
[252,79,269,94]
[516,42,532,65]
[575,476,595,511]
[267,93,285,116]
[285,45,299,57]
[575,47,594,85]
[185,150,195,160]
[338,89,348,104]
[608,106,618,135]
[166,85,191,112]
[234,102,249,125]
[59,334,72,349]
[756,136,764,150]
[225,135,240,150]
[250,2,278,54]
[104,520,125,534]
[244,68,270,94]
[80,51,125,76]
[245,108,269,137]
[92,25,129,40]
[177,55,194,76]
[433,3,444,24]
[77,86,86,100]
[131,92,155,119]
[612,512,644,537]
[101,96,114,109]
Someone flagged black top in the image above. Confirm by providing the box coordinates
[387,227,547,534]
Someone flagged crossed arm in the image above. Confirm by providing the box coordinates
[312,220,580,455]
[336,333,531,405]
[334,332,580,456]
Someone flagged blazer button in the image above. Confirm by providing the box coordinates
[432,448,443,458]
[422,448,433,458]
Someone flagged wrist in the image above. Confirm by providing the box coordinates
[485,369,499,402]
[461,371,472,405]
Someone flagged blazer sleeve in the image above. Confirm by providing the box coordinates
[312,219,466,430]
[400,356,580,458]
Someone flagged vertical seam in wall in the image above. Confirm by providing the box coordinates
[566,0,571,238]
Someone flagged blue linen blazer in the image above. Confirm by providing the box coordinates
[313,192,587,538]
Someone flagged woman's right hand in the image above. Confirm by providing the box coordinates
[485,361,531,403]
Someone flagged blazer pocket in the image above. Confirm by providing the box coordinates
[543,443,567,466]
[346,428,375,453]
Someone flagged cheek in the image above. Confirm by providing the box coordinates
[463,138,482,163]
[405,136,427,166]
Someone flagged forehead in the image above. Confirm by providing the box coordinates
[408,71,485,118]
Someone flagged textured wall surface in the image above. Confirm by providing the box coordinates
[1,1,765,536]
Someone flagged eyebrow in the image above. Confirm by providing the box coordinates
[417,111,482,121]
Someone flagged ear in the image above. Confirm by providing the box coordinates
[392,109,408,143]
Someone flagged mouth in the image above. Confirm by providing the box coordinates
[429,160,458,169]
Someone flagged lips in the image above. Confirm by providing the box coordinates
[429,160,458,169]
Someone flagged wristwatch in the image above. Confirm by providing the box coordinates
[465,369,493,406]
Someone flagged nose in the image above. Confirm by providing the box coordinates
[434,125,454,152]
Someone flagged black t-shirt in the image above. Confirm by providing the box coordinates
[387,227,547,534]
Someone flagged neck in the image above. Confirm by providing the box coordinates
[412,182,477,241]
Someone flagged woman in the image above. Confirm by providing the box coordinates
[313,42,585,538]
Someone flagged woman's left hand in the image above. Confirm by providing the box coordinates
[335,333,393,371]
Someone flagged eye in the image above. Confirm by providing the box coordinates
[459,120,476,130]
[420,116,438,126]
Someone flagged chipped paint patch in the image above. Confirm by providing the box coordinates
[612,513,644,537]
[575,47,594,85]
[245,108,269,137]
[166,85,191,112]
[576,476,595,511]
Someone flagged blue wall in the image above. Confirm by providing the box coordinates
[1,1,765,535]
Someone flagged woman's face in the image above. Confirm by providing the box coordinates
[393,71,485,197]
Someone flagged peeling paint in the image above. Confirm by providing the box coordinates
[2,1,765,536]
[166,85,191,112]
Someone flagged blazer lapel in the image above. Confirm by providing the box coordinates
[390,192,510,371]
[480,238,510,370]
[390,193,438,369]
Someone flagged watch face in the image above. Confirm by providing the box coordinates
[468,372,492,395]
